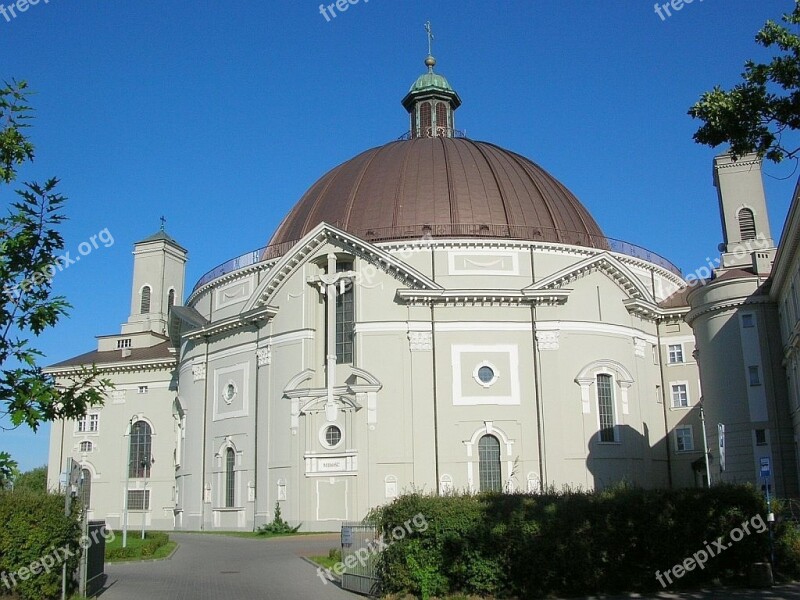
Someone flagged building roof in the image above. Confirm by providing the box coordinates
[137,230,187,252]
[269,137,606,248]
[47,340,175,370]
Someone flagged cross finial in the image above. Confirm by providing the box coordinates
[159,216,166,232]
[424,21,434,58]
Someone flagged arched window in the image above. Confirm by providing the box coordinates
[738,208,756,241]
[478,434,502,492]
[79,441,93,453]
[225,448,235,508]
[129,420,152,478]
[79,469,91,509]
[140,286,151,314]
[419,102,432,137]
[168,289,175,311]
[436,102,448,134]
[596,374,616,442]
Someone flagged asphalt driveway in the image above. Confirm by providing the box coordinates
[98,532,359,600]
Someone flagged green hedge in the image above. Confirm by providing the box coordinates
[105,532,170,561]
[373,485,797,598]
[0,490,81,600]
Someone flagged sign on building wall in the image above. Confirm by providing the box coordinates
[718,423,726,473]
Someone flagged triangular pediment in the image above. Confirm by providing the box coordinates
[525,252,655,303]
[244,222,442,311]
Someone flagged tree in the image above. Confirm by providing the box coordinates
[12,464,47,492]
[689,1,800,163]
[0,80,111,485]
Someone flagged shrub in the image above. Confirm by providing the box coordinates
[373,484,779,598]
[0,489,81,600]
[256,502,301,535]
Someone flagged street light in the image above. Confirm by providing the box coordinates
[141,454,154,540]
[122,415,140,549]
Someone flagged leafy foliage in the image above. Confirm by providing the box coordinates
[105,532,170,561]
[689,1,800,162]
[256,501,301,535]
[372,485,794,598]
[0,80,111,476]
[0,489,82,599]
[11,465,46,492]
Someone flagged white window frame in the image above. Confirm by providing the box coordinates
[595,372,619,443]
[79,440,93,453]
[674,425,694,452]
[670,383,690,408]
[667,343,684,364]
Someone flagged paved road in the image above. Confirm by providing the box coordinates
[99,533,359,600]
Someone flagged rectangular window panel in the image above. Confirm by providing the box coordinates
[742,314,754,328]
[597,374,616,442]
[126,490,150,511]
[671,384,689,408]
[749,366,761,386]
[668,344,684,364]
[335,263,355,364]
[225,450,236,508]
[675,426,694,452]
[755,429,767,446]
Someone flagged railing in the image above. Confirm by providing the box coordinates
[192,223,682,292]
[397,127,468,140]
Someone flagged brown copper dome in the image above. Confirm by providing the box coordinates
[269,137,605,248]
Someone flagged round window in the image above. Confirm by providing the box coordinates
[324,425,342,448]
[477,366,495,384]
[473,362,499,387]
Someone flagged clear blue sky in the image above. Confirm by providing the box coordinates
[2,0,798,471]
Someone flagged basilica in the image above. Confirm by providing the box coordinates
[46,51,800,532]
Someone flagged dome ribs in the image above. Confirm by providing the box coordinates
[470,141,518,233]
[267,138,605,248]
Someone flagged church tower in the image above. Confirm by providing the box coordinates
[122,225,188,336]
[713,153,776,271]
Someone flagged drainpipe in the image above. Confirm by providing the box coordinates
[200,337,209,530]
[530,248,546,487]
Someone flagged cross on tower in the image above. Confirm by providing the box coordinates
[159,216,166,232]
[424,21,434,57]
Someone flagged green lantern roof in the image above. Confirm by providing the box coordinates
[409,70,454,94]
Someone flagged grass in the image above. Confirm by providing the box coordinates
[185,530,327,539]
[105,532,176,562]
[308,554,341,570]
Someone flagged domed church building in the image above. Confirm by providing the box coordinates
[48,53,710,532]
[169,53,697,531]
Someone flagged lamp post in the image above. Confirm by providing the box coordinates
[699,403,712,487]
[141,454,154,540]
[122,418,133,548]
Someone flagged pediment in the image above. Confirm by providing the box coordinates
[525,252,655,303]
[244,222,442,312]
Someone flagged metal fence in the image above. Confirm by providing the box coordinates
[340,522,380,596]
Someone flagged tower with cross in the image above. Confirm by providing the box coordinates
[122,225,188,336]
